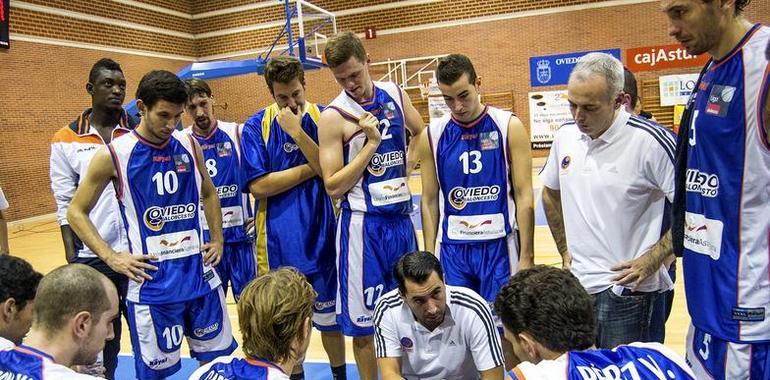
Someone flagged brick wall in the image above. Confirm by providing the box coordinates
[2,0,768,220]
[0,41,190,221]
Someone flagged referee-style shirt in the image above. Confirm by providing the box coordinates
[373,285,504,379]
[539,108,676,294]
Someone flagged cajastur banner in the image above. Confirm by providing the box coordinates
[0,0,9,49]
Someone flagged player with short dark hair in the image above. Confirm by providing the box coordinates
[183,77,256,301]
[0,255,42,348]
[67,70,237,379]
[494,265,695,379]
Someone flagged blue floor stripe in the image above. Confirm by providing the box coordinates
[116,355,361,380]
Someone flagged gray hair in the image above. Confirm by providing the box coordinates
[569,52,624,101]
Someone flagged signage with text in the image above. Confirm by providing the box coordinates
[659,73,699,106]
[529,49,621,87]
[0,0,8,49]
[626,44,709,72]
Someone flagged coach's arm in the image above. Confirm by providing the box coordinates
[541,186,570,270]
[67,148,158,282]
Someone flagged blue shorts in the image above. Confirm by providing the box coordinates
[437,233,519,303]
[216,240,256,301]
[126,287,238,379]
[306,269,341,332]
[336,210,417,336]
[686,323,769,379]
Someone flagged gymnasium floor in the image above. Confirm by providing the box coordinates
[8,157,689,379]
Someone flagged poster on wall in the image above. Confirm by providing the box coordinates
[626,44,709,72]
[0,0,9,49]
[528,90,572,149]
[529,49,621,87]
[426,77,451,122]
[659,73,699,106]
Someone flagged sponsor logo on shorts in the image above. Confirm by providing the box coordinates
[447,213,506,241]
[367,150,404,176]
[368,177,411,206]
[194,322,219,337]
[283,142,299,153]
[448,185,500,210]
[315,300,336,311]
[356,315,372,324]
[143,203,196,231]
[686,169,719,197]
[148,357,169,368]
[216,184,238,199]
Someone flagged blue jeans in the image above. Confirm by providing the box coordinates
[649,263,676,343]
[593,287,658,349]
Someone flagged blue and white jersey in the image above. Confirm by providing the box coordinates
[184,121,250,244]
[505,343,695,380]
[188,356,289,380]
[108,130,221,304]
[428,106,516,243]
[0,345,101,379]
[681,24,770,342]
[327,81,412,216]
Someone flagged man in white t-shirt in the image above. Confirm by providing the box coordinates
[373,251,504,380]
[540,52,675,349]
[0,264,119,379]
[0,185,9,255]
[495,265,695,379]
[0,255,42,349]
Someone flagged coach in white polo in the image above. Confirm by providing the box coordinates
[540,52,675,349]
[373,251,504,380]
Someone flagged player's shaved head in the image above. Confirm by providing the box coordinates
[33,264,113,335]
[324,32,367,68]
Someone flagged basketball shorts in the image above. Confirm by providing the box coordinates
[126,287,237,379]
[216,240,256,301]
[437,233,519,304]
[686,323,769,379]
[336,210,417,336]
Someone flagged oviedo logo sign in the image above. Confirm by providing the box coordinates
[626,44,709,72]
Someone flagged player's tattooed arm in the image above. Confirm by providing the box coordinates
[318,110,380,198]
[541,186,570,270]
[193,139,224,267]
[276,106,323,176]
[68,148,158,282]
[401,88,426,174]
[508,116,535,269]
[418,129,440,253]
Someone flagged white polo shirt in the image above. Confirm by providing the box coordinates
[540,108,675,294]
[373,285,504,380]
[0,336,13,351]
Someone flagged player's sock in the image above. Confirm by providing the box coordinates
[331,364,347,380]
[290,372,304,380]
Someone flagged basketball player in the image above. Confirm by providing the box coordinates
[419,53,534,319]
[0,264,119,379]
[495,265,695,379]
[374,251,504,379]
[67,70,237,379]
[184,78,255,301]
[189,268,316,380]
[241,56,346,380]
[0,255,42,349]
[318,31,424,380]
[662,0,770,378]
[49,57,136,379]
